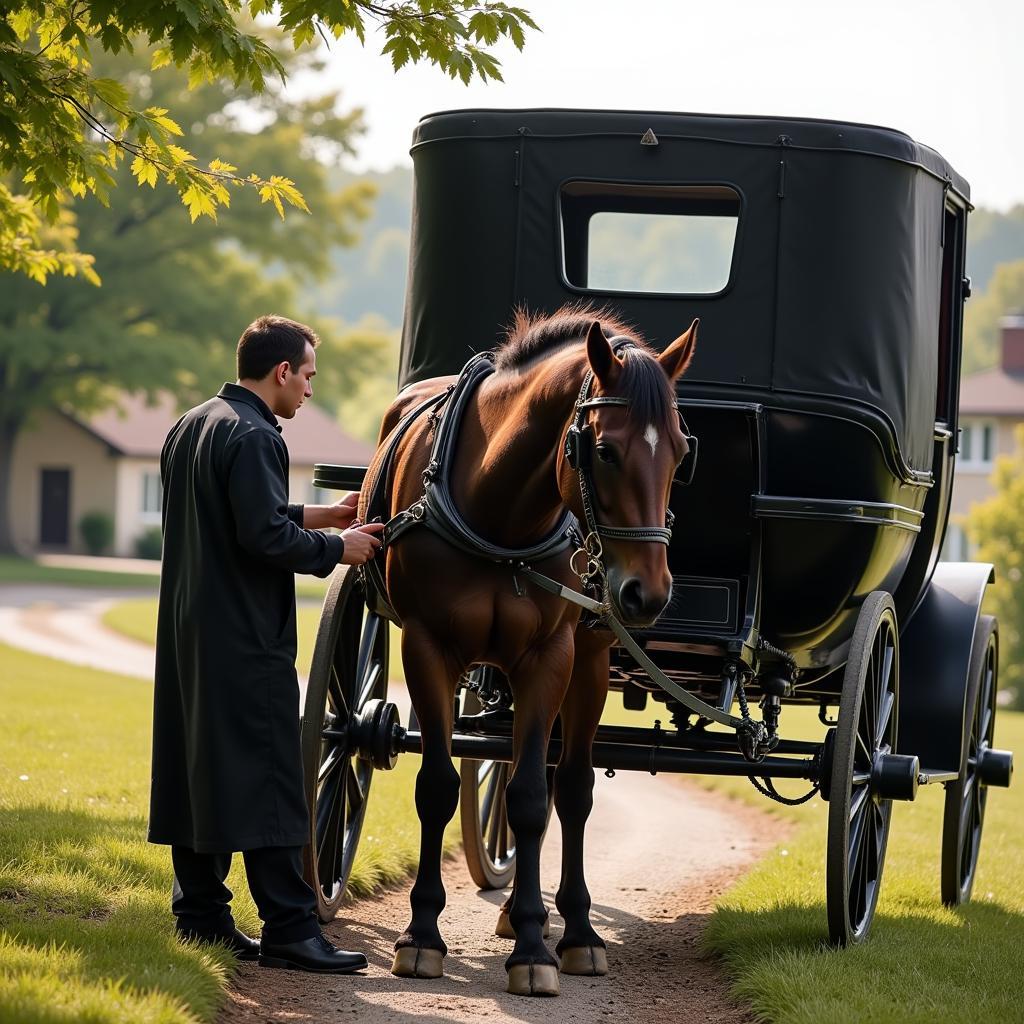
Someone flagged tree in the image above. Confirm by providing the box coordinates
[962,260,1024,374]
[0,1,537,281]
[964,424,1024,709]
[0,40,375,552]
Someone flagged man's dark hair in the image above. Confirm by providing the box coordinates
[236,315,319,381]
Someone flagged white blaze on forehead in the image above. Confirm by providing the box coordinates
[643,423,659,458]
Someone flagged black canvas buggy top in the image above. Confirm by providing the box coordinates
[399,108,970,477]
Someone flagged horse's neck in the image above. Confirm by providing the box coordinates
[450,350,583,550]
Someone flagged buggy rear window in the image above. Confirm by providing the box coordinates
[560,182,740,296]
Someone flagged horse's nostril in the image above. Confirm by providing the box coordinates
[619,577,645,618]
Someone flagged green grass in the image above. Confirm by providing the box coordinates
[0,555,159,589]
[103,596,403,682]
[700,703,1024,1024]
[0,643,445,1023]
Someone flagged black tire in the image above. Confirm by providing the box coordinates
[459,670,555,890]
[941,615,998,907]
[300,565,389,921]
[825,591,899,946]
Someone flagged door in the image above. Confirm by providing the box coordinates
[40,468,71,546]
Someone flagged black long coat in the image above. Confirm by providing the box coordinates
[148,383,343,852]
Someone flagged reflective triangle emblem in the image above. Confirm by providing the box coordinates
[640,128,659,146]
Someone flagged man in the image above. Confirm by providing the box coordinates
[149,314,384,972]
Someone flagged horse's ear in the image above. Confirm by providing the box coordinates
[659,318,698,380]
[586,320,620,386]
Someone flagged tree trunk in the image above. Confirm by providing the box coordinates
[0,417,22,555]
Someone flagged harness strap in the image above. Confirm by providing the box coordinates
[519,566,751,732]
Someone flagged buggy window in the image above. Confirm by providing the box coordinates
[561,182,740,296]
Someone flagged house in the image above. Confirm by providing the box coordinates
[10,392,375,557]
[944,315,1024,559]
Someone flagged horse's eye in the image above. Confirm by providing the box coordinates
[595,444,616,465]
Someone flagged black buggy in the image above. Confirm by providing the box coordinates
[300,108,1013,946]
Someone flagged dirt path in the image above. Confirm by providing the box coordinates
[223,771,782,1024]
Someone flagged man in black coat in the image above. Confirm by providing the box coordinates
[149,314,384,972]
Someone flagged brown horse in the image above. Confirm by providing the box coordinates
[363,305,697,996]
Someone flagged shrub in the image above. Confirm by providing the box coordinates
[78,511,113,555]
[134,526,163,561]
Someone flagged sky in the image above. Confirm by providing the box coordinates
[303,0,1024,210]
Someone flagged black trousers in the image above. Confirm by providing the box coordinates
[171,845,320,945]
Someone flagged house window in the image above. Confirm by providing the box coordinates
[561,182,740,296]
[141,471,162,517]
[958,419,996,471]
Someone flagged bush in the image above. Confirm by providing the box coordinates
[78,511,113,555]
[134,526,163,561]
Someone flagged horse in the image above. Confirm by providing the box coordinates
[361,305,697,996]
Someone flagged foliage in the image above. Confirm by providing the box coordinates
[967,205,1024,295]
[134,525,162,560]
[78,509,113,554]
[0,1,537,283]
[315,315,401,442]
[0,640,449,1020]
[702,706,1024,1024]
[0,39,372,553]
[964,425,1024,708]
[962,259,1024,374]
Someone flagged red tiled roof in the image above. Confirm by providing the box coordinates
[958,368,1024,416]
[76,392,376,465]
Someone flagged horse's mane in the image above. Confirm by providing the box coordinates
[495,303,675,424]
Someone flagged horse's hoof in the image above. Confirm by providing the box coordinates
[559,946,608,976]
[391,947,443,979]
[495,910,550,939]
[507,963,560,997]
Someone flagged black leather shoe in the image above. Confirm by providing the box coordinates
[178,926,260,961]
[259,933,368,974]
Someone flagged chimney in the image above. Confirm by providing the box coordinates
[1001,314,1024,375]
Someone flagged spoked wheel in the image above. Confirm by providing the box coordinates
[825,591,899,946]
[300,565,392,922]
[941,615,998,906]
[459,669,555,890]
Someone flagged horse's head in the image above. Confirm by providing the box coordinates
[559,319,697,628]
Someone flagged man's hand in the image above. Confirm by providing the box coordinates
[303,492,360,531]
[341,522,385,565]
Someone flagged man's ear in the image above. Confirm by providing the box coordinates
[274,360,290,386]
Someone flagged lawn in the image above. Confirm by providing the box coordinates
[0,555,328,599]
[0,555,158,589]
[0,643,449,1023]
[701,703,1024,1024]
[103,595,402,682]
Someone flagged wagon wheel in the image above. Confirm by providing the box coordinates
[825,591,898,946]
[941,615,998,907]
[300,564,390,922]
[459,669,555,890]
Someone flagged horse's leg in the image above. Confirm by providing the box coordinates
[503,632,573,997]
[554,632,610,976]
[496,878,551,939]
[391,623,460,980]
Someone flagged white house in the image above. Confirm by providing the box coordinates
[10,392,375,557]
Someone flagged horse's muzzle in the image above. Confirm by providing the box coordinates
[612,575,672,629]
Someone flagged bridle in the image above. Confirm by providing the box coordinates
[562,341,698,588]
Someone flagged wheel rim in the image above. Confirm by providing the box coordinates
[956,631,996,897]
[826,593,897,946]
[847,614,896,939]
[303,569,388,915]
[477,758,516,874]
